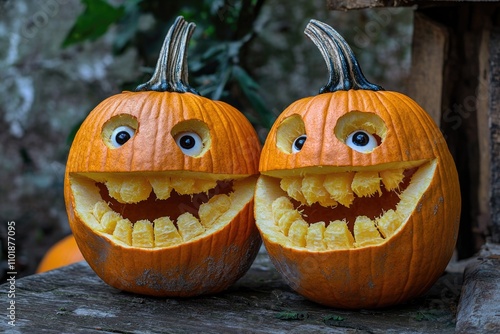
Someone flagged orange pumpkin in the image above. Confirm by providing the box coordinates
[255,19,461,308]
[64,17,261,296]
[37,235,84,273]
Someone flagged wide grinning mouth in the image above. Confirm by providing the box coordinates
[69,172,256,248]
[260,160,437,250]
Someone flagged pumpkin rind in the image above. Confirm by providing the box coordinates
[64,17,262,296]
[254,19,461,308]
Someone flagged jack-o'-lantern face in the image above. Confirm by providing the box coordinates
[65,17,261,297]
[255,19,461,309]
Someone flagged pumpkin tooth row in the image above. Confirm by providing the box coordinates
[272,196,403,250]
[280,169,404,207]
[90,194,231,247]
[104,176,218,204]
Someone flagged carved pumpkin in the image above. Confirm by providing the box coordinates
[255,20,461,308]
[64,17,261,296]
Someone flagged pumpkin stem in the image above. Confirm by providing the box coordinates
[304,19,383,93]
[135,16,198,94]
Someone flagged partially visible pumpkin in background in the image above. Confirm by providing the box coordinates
[64,17,261,296]
[255,19,461,309]
[37,235,84,273]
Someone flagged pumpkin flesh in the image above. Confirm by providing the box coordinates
[256,159,435,251]
[69,172,255,248]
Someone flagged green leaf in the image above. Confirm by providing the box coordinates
[323,314,345,324]
[62,0,125,47]
[232,65,274,129]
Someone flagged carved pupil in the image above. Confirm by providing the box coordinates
[116,131,131,145]
[352,132,369,146]
[179,135,196,149]
[294,135,307,151]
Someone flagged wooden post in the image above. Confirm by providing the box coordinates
[406,12,448,125]
[489,27,500,243]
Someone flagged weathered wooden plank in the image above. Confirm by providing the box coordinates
[477,27,492,243]
[406,12,447,125]
[455,242,500,333]
[0,248,463,333]
[327,0,500,11]
[489,27,500,243]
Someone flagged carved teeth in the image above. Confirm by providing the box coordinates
[280,169,405,208]
[380,169,405,192]
[199,194,231,227]
[177,212,205,241]
[306,222,327,251]
[91,189,232,247]
[104,176,218,204]
[302,175,338,207]
[375,209,403,239]
[149,176,172,200]
[324,220,354,249]
[270,196,400,250]
[106,177,152,204]
[324,172,355,207]
[280,177,307,204]
[153,217,182,247]
[351,172,382,198]
[132,220,154,248]
[288,219,309,247]
[353,216,384,248]
[113,218,133,245]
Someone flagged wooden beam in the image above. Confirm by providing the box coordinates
[477,28,492,243]
[327,0,500,11]
[455,243,500,333]
[0,251,465,332]
[406,12,448,125]
[489,27,500,243]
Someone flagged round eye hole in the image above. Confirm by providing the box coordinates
[346,130,378,153]
[175,131,203,156]
[292,135,307,153]
[111,126,135,148]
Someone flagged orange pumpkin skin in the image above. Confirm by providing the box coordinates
[254,20,460,309]
[66,177,259,297]
[64,91,261,297]
[36,235,84,273]
[256,90,460,309]
[66,92,260,175]
[64,17,262,297]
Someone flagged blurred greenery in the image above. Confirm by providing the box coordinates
[62,0,274,136]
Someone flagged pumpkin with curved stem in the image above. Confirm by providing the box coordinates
[255,19,461,309]
[64,17,262,297]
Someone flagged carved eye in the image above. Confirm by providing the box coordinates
[292,135,307,153]
[175,131,203,156]
[346,130,378,153]
[111,126,135,148]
